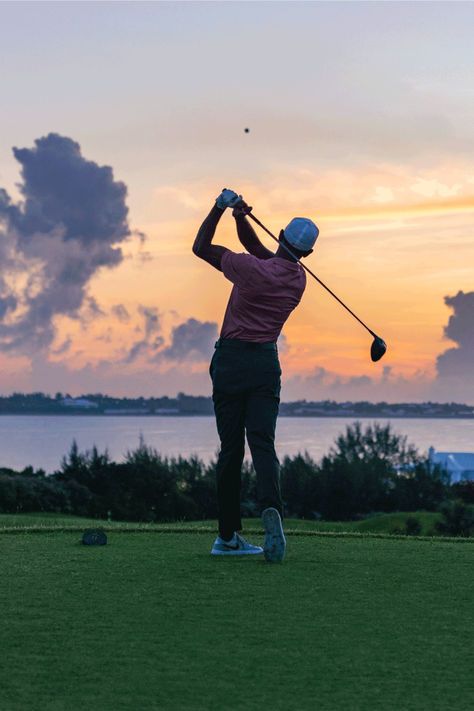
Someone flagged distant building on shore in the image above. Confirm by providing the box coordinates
[428,447,474,483]
[103,408,150,414]
[61,397,98,410]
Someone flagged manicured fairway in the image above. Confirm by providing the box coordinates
[0,510,442,535]
[1,529,472,711]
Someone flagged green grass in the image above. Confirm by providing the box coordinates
[0,522,472,710]
[0,512,125,529]
[0,510,441,536]
[354,511,440,535]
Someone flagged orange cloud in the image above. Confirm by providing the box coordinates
[321,194,474,222]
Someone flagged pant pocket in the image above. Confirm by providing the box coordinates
[257,351,282,376]
[209,351,216,378]
[211,350,246,394]
[271,373,282,399]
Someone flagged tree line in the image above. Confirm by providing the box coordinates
[1,392,472,417]
[0,423,472,533]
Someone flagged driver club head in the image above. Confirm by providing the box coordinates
[371,336,387,362]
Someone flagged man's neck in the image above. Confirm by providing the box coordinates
[275,245,299,263]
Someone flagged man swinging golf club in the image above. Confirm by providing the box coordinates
[193,188,318,562]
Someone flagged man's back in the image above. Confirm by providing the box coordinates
[220,251,306,343]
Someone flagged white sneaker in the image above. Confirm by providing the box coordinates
[211,532,263,556]
[262,508,286,562]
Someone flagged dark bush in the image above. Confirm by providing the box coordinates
[451,481,474,504]
[0,472,70,513]
[435,500,474,537]
[316,422,421,519]
[280,453,320,518]
[405,517,422,536]
[390,462,449,512]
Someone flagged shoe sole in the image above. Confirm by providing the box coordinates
[262,508,286,563]
[211,549,263,556]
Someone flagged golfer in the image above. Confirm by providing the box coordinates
[193,189,318,562]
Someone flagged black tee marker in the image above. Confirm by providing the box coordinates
[82,528,107,546]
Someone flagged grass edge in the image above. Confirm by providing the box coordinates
[0,523,472,543]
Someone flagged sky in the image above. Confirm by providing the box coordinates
[0,0,473,403]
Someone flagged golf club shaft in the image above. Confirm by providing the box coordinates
[247,212,377,339]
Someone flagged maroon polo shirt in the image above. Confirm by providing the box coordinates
[220,251,306,343]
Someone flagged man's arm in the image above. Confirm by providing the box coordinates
[233,211,274,260]
[192,204,229,271]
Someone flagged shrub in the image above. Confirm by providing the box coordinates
[435,500,474,537]
[451,481,474,504]
[280,453,320,518]
[317,422,424,519]
[404,517,422,536]
[0,473,70,514]
[391,462,449,512]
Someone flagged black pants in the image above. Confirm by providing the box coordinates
[209,338,283,540]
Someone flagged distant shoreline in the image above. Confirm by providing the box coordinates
[2,395,472,420]
[0,412,473,420]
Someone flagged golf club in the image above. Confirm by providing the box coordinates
[243,208,387,362]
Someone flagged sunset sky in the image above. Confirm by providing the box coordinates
[0,1,473,403]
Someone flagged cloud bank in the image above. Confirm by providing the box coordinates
[161,318,218,362]
[428,290,474,402]
[0,133,137,354]
[436,291,474,378]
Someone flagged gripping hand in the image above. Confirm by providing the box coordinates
[232,200,252,218]
[215,188,242,210]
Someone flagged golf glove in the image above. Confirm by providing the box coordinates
[216,188,242,210]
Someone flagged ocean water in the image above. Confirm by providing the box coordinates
[0,415,473,474]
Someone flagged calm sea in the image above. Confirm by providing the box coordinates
[0,415,473,475]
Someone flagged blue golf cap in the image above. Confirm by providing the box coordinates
[284,217,319,251]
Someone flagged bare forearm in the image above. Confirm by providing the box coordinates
[235,215,274,259]
[192,205,224,255]
[192,204,228,271]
